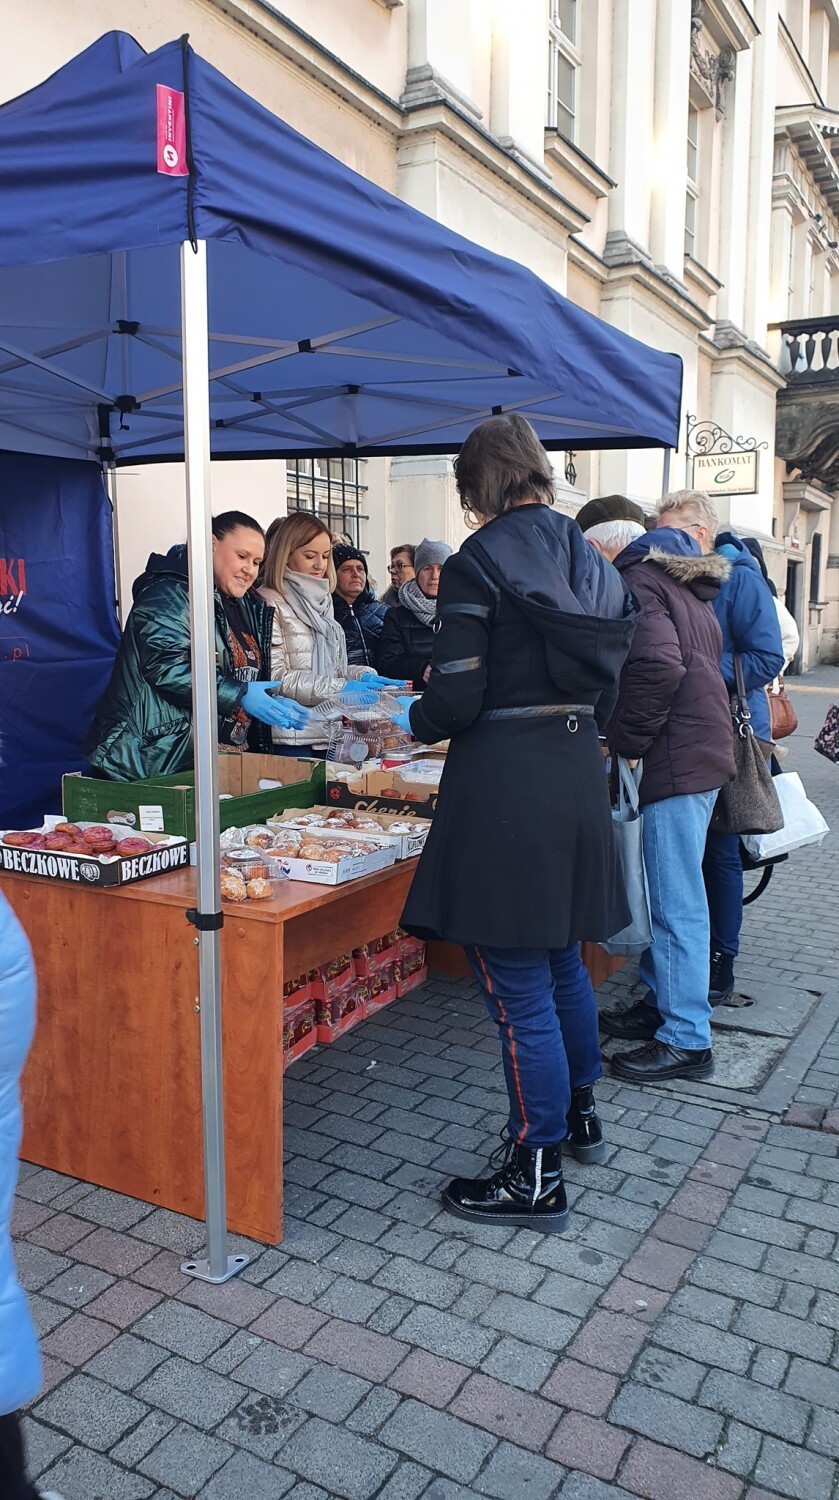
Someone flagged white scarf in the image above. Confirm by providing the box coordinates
[282,570,348,678]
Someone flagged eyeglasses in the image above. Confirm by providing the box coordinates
[389,560,409,574]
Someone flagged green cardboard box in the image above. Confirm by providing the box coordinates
[63,754,326,841]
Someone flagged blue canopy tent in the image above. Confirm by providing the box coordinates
[0,32,683,1277]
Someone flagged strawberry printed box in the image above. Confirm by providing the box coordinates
[0,817,189,888]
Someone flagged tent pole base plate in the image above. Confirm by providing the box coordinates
[180,1253,250,1284]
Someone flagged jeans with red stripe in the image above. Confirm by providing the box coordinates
[465,944,602,1147]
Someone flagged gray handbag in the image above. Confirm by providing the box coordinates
[711,656,783,837]
[601,757,654,958]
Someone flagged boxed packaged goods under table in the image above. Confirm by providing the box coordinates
[0,821,189,888]
[269,806,431,859]
[326,757,444,816]
[62,754,325,840]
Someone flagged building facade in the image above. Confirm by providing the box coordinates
[6,0,839,665]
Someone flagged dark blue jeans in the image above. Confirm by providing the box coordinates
[703,828,743,958]
[465,944,602,1148]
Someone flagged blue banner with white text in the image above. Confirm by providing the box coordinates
[0,452,120,829]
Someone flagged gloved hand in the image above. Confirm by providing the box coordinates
[390,694,415,736]
[241,681,311,732]
[362,673,411,690]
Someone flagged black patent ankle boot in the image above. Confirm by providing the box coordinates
[566,1085,606,1165]
[442,1139,569,1233]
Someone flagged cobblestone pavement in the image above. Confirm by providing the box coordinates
[12,670,839,1500]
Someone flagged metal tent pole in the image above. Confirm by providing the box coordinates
[178,239,247,1285]
[661,448,672,496]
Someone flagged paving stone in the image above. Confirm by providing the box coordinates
[279,1217,343,1262]
[388,1348,470,1408]
[378,1223,445,1262]
[217,1392,307,1460]
[34,1371,148,1451]
[136,1353,245,1429]
[132,1299,236,1361]
[734,1304,832,1360]
[475,1441,565,1500]
[567,1311,647,1375]
[289,1361,371,1420]
[372,1255,465,1310]
[620,1236,695,1293]
[14,1242,71,1291]
[198,1448,296,1498]
[41,1309,117,1365]
[26,1210,98,1253]
[750,1347,789,1388]
[449,1372,560,1451]
[558,1474,635,1499]
[83,1330,168,1389]
[650,1211,713,1252]
[25,1290,71,1337]
[597,1278,669,1325]
[274,1415,398,1498]
[18,1416,72,1479]
[753,1436,836,1500]
[633,1346,706,1401]
[715,1419,763,1477]
[480,1294,577,1355]
[72,1224,158,1276]
[304,1315,409,1379]
[132,1250,191,1296]
[618,1438,744,1500]
[369,1294,416,1336]
[546,1411,630,1481]
[480,1336,557,1395]
[38,1444,156,1499]
[651,1312,753,1373]
[375,1461,431,1500]
[529,1237,623,1286]
[11,1195,54,1235]
[704,1229,766,1270]
[451,1283,498,1321]
[453,1245,544,1297]
[229,1341,313,1398]
[690,1257,782,1309]
[807,1405,839,1459]
[699,1370,810,1443]
[314,1274,389,1324]
[110,1411,178,1467]
[346,1386,402,1434]
[610,1382,724,1457]
[71,1186,157,1230]
[139,1421,235,1495]
[39,1262,115,1308]
[763,1245,839,1294]
[719,1208,806,1251]
[380,1399,495,1485]
[175,1274,275,1328]
[533,1271,602,1318]
[397,1303,497,1364]
[39,1354,73,1393]
[783,1355,839,1409]
[15,1168,81,1205]
[84,1279,163,1328]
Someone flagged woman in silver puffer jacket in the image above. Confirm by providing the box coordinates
[258,513,401,752]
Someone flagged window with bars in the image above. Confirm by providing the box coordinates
[685,105,699,259]
[286,457,369,547]
[547,0,579,140]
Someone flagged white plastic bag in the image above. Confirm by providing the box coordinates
[600,758,653,958]
[740,772,829,861]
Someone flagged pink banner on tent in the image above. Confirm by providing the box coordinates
[156,84,188,176]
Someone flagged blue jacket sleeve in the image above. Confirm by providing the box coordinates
[720,569,785,695]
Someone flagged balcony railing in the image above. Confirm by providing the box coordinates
[776,316,839,385]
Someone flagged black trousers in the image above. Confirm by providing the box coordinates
[0,1412,39,1500]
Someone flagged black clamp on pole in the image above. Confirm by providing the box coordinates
[186,909,224,932]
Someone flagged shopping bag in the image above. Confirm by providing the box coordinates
[711,657,783,835]
[740,772,829,861]
[814,704,839,763]
[600,758,653,958]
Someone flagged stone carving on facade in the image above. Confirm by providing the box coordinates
[690,2,736,121]
[776,392,839,489]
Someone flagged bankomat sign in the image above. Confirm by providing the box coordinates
[0,556,26,614]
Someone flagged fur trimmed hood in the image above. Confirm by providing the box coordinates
[615,529,730,603]
[644,547,731,587]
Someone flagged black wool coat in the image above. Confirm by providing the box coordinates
[378,602,435,689]
[608,534,736,807]
[401,505,639,949]
[333,589,388,668]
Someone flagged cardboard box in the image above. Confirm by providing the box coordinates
[325,761,442,818]
[0,824,189,888]
[315,978,369,1043]
[366,962,398,1013]
[352,934,398,980]
[269,806,430,861]
[63,754,325,842]
[396,964,428,998]
[282,998,317,1070]
[268,840,397,886]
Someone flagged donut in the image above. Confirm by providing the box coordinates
[3,830,40,847]
[87,838,119,854]
[115,837,151,857]
[246,877,273,900]
[83,825,115,845]
[43,832,74,850]
[53,822,82,838]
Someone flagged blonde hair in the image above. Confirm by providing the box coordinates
[657,489,719,539]
[262,512,336,594]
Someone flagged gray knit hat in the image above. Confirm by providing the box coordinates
[414,538,453,573]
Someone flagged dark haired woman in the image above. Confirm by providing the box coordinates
[85,510,308,780]
[394,414,638,1232]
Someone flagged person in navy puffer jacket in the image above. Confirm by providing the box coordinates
[656,492,784,1006]
[0,893,62,1500]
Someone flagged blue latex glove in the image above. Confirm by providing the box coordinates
[362,673,411,690]
[241,681,311,731]
[390,694,415,736]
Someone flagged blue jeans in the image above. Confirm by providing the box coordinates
[703,828,743,958]
[465,944,602,1147]
[638,791,717,1052]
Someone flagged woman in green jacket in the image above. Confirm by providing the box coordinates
[85,511,308,781]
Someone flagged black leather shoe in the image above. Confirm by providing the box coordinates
[709,949,735,1005]
[599,996,661,1041]
[442,1139,569,1232]
[610,1040,714,1082]
[566,1084,606,1164]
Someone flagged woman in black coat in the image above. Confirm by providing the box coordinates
[332,544,388,668]
[396,415,638,1233]
[378,539,453,688]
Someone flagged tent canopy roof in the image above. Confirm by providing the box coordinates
[0,32,682,465]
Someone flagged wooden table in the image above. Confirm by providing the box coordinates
[2,866,624,1245]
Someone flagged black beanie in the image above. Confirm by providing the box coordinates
[332,543,368,574]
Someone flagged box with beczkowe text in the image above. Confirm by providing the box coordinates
[0,822,189,888]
